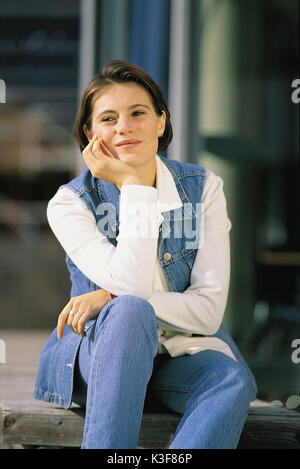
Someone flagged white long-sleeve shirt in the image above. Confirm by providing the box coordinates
[47,155,237,360]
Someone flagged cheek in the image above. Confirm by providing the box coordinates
[141,121,160,139]
[93,125,113,141]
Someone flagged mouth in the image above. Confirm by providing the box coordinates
[115,139,142,149]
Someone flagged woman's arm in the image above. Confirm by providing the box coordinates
[48,136,161,299]
[47,184,161,299]
[48,164,231,336]
[148,172,231,336]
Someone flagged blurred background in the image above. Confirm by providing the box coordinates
[0,0,299,406]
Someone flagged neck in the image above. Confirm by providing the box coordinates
[135,157,157,188]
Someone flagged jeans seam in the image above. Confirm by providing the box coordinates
[83,319,107,446]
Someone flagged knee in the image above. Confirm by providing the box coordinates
[193,357,256,404]
[112,294,156,325]
[222,361,257,403]
[97,294,158,344]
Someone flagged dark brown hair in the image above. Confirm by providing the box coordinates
[74,60,173,153]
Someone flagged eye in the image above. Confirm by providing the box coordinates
[101,116,115,122]
[132,110,145,116]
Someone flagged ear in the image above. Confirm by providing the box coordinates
[83,123,93,142]
[158,111,166,138]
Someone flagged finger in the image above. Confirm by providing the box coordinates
[82,135,97,158]
[71,305,86,336]
[67,307,78,333]
[57,302,73,339]
[83,134,97,152]
[82,146,99,174]
[88,134,98,148]
[101,139,120,159]
[92,136,106,157]
[93,137,110,157]
[77,312,89,338]
[100,141,112,158]
[93,137,119,160]
[57,303,72,338]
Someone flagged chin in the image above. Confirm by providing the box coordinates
[118,153,142,165]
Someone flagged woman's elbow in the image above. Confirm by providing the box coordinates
[207,305,226,335]
[201,295,226,335]
[109,274,153,300]
[205,320,222,336]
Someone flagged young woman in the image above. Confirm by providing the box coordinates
[34,60,257,449]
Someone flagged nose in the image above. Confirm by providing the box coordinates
[116,115,133,135]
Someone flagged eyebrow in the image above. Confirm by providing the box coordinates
[95,104,151,119]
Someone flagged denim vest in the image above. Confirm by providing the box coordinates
[34,155,255,408]
[66,154,205,297]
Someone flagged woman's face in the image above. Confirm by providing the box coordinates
[83,82,166,169]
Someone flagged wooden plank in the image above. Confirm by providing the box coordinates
[1,405,85,447]
[238,406,300,449]
[1,330,300,449]
[2,399,300,449]
[0,403,180,448]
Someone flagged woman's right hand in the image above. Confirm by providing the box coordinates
[82,135,141,187]
[57,288,113,339]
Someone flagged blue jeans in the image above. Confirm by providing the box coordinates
[72,295,256,449]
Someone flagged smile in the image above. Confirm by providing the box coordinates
[116,140,142,149]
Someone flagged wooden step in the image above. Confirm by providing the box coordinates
[1,330,300,449]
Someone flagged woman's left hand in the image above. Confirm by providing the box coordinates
[57,289,112,339]
[82,136,141,187]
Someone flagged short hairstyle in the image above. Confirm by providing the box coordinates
[74,60,173,153]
